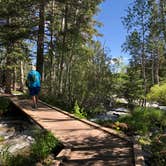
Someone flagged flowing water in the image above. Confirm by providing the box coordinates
[0,107,42,157]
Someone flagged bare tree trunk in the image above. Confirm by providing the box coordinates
[159,0,166,42]
[155,49,160,85]
[58,4,68,94]
[48,0,55,94]
[13,67,16,91]
[20,61,24,91]
[151,54,155,85]
[37,0,45,80]
[5,56,12,94]
[4,17,12,94]
[141,13,147,106]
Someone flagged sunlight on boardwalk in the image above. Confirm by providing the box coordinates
[11,98,135,166]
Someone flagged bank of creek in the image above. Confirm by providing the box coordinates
[0,97,63,166]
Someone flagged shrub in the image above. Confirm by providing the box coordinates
[118,107,166,136]
[73,100,87,119]
[118,107,166,164]
[92,103,106,115]
[31,131,60,160]
[7,155,32,166]
[150,134,166,165]
[147,83,166,105]
[40,94,71,111]
[0,97,10,115]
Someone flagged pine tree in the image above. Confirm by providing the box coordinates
[0,0,38,93]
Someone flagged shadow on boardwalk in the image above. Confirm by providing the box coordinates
[60,134,134,166]
[9,97,137,166]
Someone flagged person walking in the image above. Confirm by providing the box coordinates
[27,65,41,109]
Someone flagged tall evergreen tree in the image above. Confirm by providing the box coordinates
[0,0,38,93]
[122,0,151,104]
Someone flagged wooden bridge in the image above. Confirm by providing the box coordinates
[7,96,144,166]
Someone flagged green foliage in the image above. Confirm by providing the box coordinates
[0,97,10,115]
[150,134,166,166]
[90,104,106,116]
[0,131,61,166]
[31,131,60,160]
[118,106,166,164]
[95,119,113,125]
[0,145,12,166]
[118,107,166,136]
[0,136,5,142]
[115,68,144,104]
[122,0,166,105]
[7,155,32,166]
[73,100,87,119]
[0,0,38,45]
[147,83,166,105]
[40,94,71,111]
[138,136,151,145]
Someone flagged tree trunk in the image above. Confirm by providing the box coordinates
[49,0,55,94]
[159,0,166,42]
[151,53,155,85]
[155,49,160,85]
[37,0,45,79]
[13,67,16,91]
[58,4,68,94]
[141,47,146,106]
[5,56,12,94]
[20,61,24,91]
[141,12,147,106]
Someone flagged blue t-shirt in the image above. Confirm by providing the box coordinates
[27,70,41,88]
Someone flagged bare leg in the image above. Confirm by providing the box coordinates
[32,96,36,104]
[36,95,38,104]
[35,95,39,108]
[32,96,37,108]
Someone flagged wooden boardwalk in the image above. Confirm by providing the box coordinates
[9,97,144,166]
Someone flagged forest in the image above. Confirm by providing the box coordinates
[0,0,166,165]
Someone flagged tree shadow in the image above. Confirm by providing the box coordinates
[60,132,134,166]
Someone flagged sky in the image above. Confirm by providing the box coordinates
[95,0,131,64]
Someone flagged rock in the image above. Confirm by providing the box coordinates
[0,135,34,155]
[159,106,166,111]
[146,103,159,108]
[114,107,130,113]
[0,127,15,140]
[0,118,36,157]
[0,88,4,93]
[111,122,129,131]
[36,162,43,166]
[90,107,130,122]
[116,98,128,104]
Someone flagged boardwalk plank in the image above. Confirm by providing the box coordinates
[10,97,136,166]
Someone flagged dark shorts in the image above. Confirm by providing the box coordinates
[29,87,40,96]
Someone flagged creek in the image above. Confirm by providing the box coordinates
[0,103,43,159]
